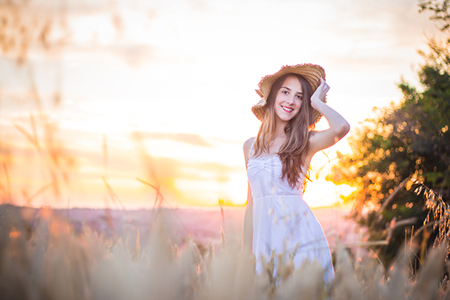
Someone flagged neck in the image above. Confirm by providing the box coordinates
[275,119,287,138]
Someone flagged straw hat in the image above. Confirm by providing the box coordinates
[252,63,327,123]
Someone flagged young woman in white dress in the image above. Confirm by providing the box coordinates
[243,64,350,282]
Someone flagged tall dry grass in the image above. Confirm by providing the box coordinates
[1,204,449,300]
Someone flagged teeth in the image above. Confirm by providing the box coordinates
[282,106,293,112]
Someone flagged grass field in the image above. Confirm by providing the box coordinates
[1,204,449,300]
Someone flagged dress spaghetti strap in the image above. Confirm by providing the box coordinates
[249,137,255,158]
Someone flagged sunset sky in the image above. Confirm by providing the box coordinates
[0,0,444,208]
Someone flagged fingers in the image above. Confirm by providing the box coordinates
[312,78,330,102]
[319,77,330,93]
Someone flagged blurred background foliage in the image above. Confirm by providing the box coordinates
[0,0,122,207]
[329,0,450,269]
[0,0,71,205]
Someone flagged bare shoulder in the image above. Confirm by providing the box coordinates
[243,137,255,151]
[243,137,255,164]
[308,130,319,144]
[309,130,318,137]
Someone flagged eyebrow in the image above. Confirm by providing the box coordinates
[281,86,303,94]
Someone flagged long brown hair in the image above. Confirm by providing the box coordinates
[253,73,315,188]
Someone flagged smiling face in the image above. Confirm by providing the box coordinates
[273,75,303,124]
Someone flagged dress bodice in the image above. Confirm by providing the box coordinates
[246,140,304,200]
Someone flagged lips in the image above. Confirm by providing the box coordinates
[281,105,294,113]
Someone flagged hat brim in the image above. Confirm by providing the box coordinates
[252,63,326,124]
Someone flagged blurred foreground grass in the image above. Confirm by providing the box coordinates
[1,204,450,300]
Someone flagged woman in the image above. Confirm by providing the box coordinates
[243,64,350,282]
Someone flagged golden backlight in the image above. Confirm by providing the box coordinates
[0,0,437,209]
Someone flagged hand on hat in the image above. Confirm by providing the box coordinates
[310,78,329,110]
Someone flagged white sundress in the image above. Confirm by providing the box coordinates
[247,138,335,283]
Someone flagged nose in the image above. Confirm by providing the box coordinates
[286,95,294,104]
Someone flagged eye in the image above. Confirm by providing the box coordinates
[296,94,303,100]
[281,90,289,95]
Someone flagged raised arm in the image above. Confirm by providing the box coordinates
[243,138,254,251]
[308,78,350,155]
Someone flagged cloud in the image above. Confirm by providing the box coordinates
[195,161,238,174]
[107,44,159,67]
[131,131,212,147]
[312,0,442,69]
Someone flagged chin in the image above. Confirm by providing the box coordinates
[276,116,294,123]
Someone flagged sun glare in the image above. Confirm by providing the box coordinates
[304,178,356,208]
[2,0,434,209]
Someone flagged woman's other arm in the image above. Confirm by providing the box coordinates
[243,138,254,251]
[243,182,253,250]
[308,78,350,154]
